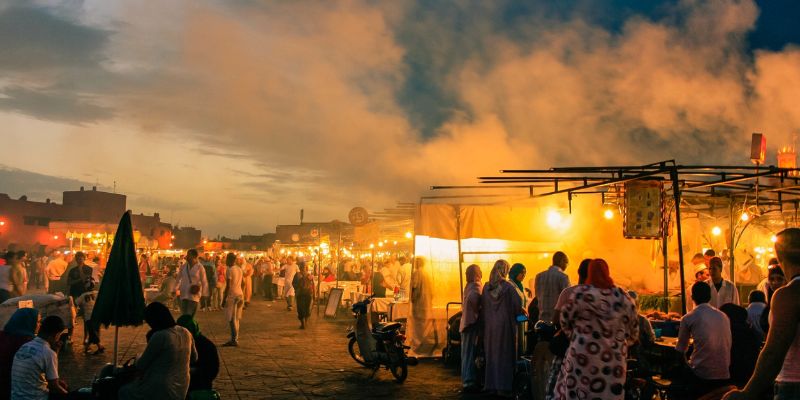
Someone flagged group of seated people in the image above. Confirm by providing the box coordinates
[0,302,219,399]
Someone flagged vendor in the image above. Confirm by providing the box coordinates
[321,267,336,283]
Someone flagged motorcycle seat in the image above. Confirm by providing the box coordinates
[373,321,402,333]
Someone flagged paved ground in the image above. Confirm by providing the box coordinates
[58,296,480,399]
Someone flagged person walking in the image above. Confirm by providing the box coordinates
[223,253,244,347]
[0,252,15,303]
[44,253,67,295]
[460,264,482,393]
[213,259,226,310]
[200,255,216,312]
[554,259,638,400]
[283,257,298,311]
[262,258,274,301]
[480,259,523,398]
[176,249,209,317]
[292,261,314,329]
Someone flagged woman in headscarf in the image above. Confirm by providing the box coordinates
[176,315,219,393]
[480,259,523,398]
[554,259,638,400]
[0,308,39,400]
[460,264,483,393]
[509,263,528,356]
[119,302,197,400]
[292,261,315,329]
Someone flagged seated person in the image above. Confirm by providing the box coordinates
[321,267,336,283]
[177,316,219,393]
[745,290,767,342]
[11,316,68,399]
[719,304,761,387]
[627,290,656,373]
[675,281,732,398]
[0,308,40,399]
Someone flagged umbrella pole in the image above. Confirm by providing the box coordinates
[114,326,119,367]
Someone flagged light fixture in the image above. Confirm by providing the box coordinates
[546,210,563,228]
[405,231,413,239]
[740,212,749,222]
[603,209,614,220]
[771,235,778,243]
[0,221,5,226]
[369,243,375,249]
[711,226,722,236]
[53,235,59,240]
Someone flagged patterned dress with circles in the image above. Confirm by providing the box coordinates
[553,285,638,400]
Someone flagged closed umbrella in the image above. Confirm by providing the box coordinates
[93,211,145,366]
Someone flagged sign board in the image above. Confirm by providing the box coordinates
[18,300,34,309]
[751,133,766,164]
[348,207,369,226]
[324,288,344,318]
[310,228,319,238]
[623,180,664,239]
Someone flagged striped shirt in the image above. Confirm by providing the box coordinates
[534,265,571,323]
[11,337,58,400]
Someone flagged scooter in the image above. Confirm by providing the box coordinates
[346,295,418,383]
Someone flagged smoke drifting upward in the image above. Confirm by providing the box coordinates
[120,0,799,206]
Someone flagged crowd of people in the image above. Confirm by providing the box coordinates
[458,229,800,400]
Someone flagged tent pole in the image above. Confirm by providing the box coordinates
[113,326,119,367]
[456,206,464,300]
[662,230,669,313]
[671,168,688,314]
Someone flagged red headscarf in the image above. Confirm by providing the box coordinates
[586,259,614,289]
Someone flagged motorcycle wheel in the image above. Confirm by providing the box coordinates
[348,337,369,367]
[390,357,408,383]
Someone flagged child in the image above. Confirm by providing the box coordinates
[75,282,103,354]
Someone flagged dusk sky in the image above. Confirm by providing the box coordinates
[2,0,799,237]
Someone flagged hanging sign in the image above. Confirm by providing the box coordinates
[623,180,664,239]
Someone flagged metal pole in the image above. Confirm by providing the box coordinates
[729,199,736,285]
[662,230,669,313]
[671,168,688,314]
[456,206,464,300]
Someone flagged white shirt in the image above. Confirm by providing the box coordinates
[11,337,59,400]
[283,263,298,296]
[708,278,740,308]
[227,265,243,297]
[676,303,732,380]
[45,258,67,281]
[176,262,209,301]
[76,290,99,321]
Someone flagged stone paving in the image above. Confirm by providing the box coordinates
[58,297,485,399]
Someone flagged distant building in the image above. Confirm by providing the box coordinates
[0,186,197,253]
[275,221,353,245]
[174,226,202,249]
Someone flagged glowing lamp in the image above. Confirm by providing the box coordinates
[603,209,614,220]
[87,233,93,238]
[740,212,749,222]
[369,243,375,249]
[546,211,563,228]
[53,235,59,240]
[405,231,413,239]
[378,242,383,247]
[169,243,173,247]
[711,226,722,236]
[171,235,176,239]
[771,235,778,243]
[0,221,5,226]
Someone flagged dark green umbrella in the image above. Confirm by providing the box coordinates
[93,211,145,365]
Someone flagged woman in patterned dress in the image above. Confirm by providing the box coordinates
[554,259,638,400]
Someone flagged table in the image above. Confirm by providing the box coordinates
[144,288,160,303]
[319,281,363,304]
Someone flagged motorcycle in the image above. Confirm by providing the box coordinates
[346,295,418,383]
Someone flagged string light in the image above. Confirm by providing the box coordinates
[405,231,412,239]
[711,226,722,236]
[740,212,749,221]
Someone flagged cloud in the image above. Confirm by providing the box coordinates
[0,165,95,202]
[0,85,113,123]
